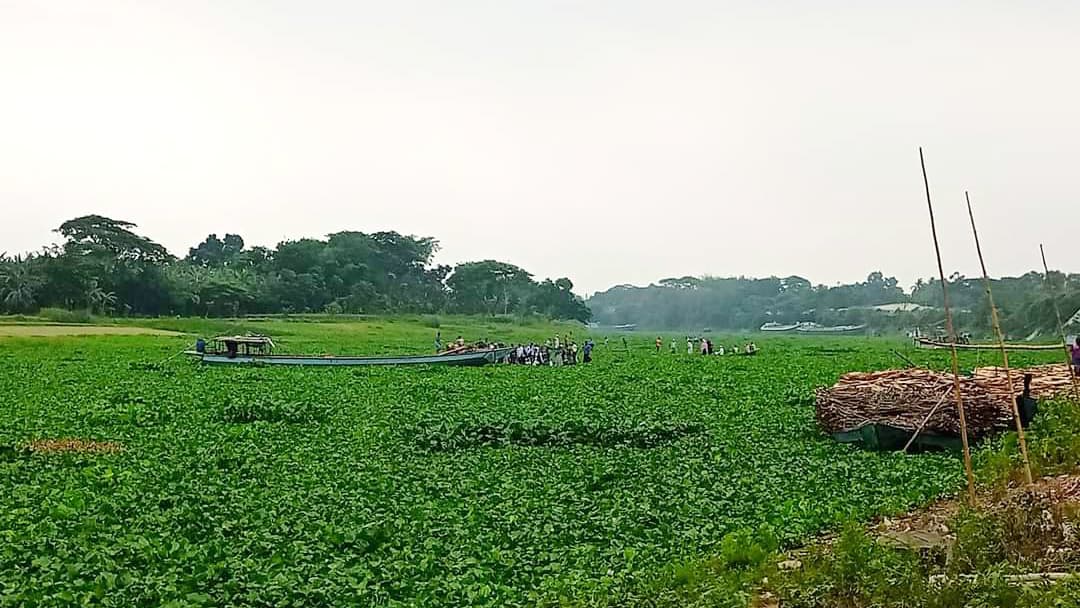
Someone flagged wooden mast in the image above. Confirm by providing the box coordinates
[1039,244,1080,403]
[919,148,976,504]
[966,193,1032,485]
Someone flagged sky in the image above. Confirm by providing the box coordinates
[2,1,1078,296]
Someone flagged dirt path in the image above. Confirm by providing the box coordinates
[0,325,183,337]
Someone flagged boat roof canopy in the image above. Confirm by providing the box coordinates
[212,335,275,347]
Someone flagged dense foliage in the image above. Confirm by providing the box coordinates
[4,319,1062,606]
[588,271,1080,336]
[0,215,590,321]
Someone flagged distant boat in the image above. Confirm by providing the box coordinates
[195,349,511,367]
[794,323,867,334]
[760,322,799,332]
[614,324,638,331]
[760,322,866,333]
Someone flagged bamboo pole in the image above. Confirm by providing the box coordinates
[902,388,951,453]
[966,193,1033,485]
[919,148,976,504]
[1039,244,1080,402]
[892,349,918,368]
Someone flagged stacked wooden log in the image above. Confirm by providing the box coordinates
[814,369,1016,438]
[972,364,1076,401]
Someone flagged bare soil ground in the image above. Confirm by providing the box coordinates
[0,325,182,337]
[876,474,1080,542]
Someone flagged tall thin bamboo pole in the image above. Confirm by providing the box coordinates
[919,147,976,504]
[903,388,952,453]
[1039,244,1080,402]
[966,193,1033,485]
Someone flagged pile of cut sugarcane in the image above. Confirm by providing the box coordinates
[814,364,1075,438]
[972,364,1076,400]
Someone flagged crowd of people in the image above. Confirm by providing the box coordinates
[507,335,595,366]
[655,336,757,356]
[434,331,596,366]
[435,330,756,365]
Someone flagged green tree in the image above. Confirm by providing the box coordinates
[0,254,42,313]
[187,233,245,267]
[52,216,174,315]
[9,214,592,321]
[85,280,117,315]
[530,278,591,322]
[57,215,171,264]
[198,272,253,317]
[447,261,535,315]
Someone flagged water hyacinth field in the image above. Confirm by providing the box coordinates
[0,318,1062,606]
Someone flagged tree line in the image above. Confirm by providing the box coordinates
[0,215,591,321]
[587,271,1080,338]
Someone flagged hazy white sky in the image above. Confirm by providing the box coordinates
[2,1,1078,295]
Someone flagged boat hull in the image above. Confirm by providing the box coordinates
[192,348,512,367]
[915,338,1060,351]
[795,324,866,333]
[760,323,799,332]
[831,423,962,451]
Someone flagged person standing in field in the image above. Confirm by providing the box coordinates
[583,340,594,363]
[603,336,610,349]
[670,338,677,354]
[700,337,708,355]
[717,344,725,356]
[434,331,442,353]
[1071,337,1080,375]
[655,336,662,352]
[687,337,693,355]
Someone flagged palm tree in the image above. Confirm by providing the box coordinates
[164,264,208,314]
[0,254,41,313]
[183,265,208,312]
[86,280,117,315]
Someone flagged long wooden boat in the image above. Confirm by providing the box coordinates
[915,337,1061,351]
[759,322,867,333]
[190,347,512,367]
[760,322,800,332]
[796,323,866,334]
